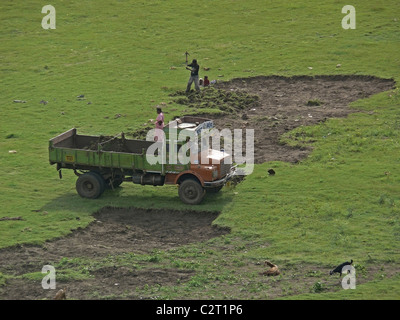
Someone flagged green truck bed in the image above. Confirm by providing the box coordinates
[49,128,163,172]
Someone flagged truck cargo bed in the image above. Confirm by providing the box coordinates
[49,129,162,171]
[51,128,153,153]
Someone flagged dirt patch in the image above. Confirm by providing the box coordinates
[171,75,395,163]
[0,208,228,300]
[1,267,195,300]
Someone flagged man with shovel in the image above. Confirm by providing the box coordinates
[185,59,200,93]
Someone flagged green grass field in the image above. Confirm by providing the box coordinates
[1,0,399,300]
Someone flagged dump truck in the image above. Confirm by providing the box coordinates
[48,116,235,205]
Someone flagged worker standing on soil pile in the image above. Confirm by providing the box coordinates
[154,106,165,142]
[185,59,200,93]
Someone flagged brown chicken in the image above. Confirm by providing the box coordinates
[54,288,67,300]
[260,260,280,276]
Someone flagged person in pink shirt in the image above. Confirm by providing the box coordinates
[154,107,164,142]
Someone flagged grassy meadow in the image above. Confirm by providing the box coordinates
[1,0,400,299]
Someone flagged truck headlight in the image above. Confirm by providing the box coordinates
[212,170,218,178]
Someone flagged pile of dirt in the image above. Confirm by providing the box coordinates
[170,87,260,114]
[127,125,154,141]
[84,135,129,152]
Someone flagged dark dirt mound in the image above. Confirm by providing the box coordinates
[84,135,129,152]
[170,87,260,113]
[127,125,154,140]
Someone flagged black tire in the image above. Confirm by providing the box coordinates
[76,172,105,199]
[91,171,107,191]
[178,179,205,205]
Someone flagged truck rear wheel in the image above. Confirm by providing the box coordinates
[178,179,205,205]
[76,172,105,199]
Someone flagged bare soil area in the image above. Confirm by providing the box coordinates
[0,208,227,300]
[0,75,396,300]
[212,75,395,163]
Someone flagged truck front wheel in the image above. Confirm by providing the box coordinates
[76,172,105,199]
[178,179,205,205]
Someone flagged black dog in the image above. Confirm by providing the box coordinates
[330,260,353,276]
